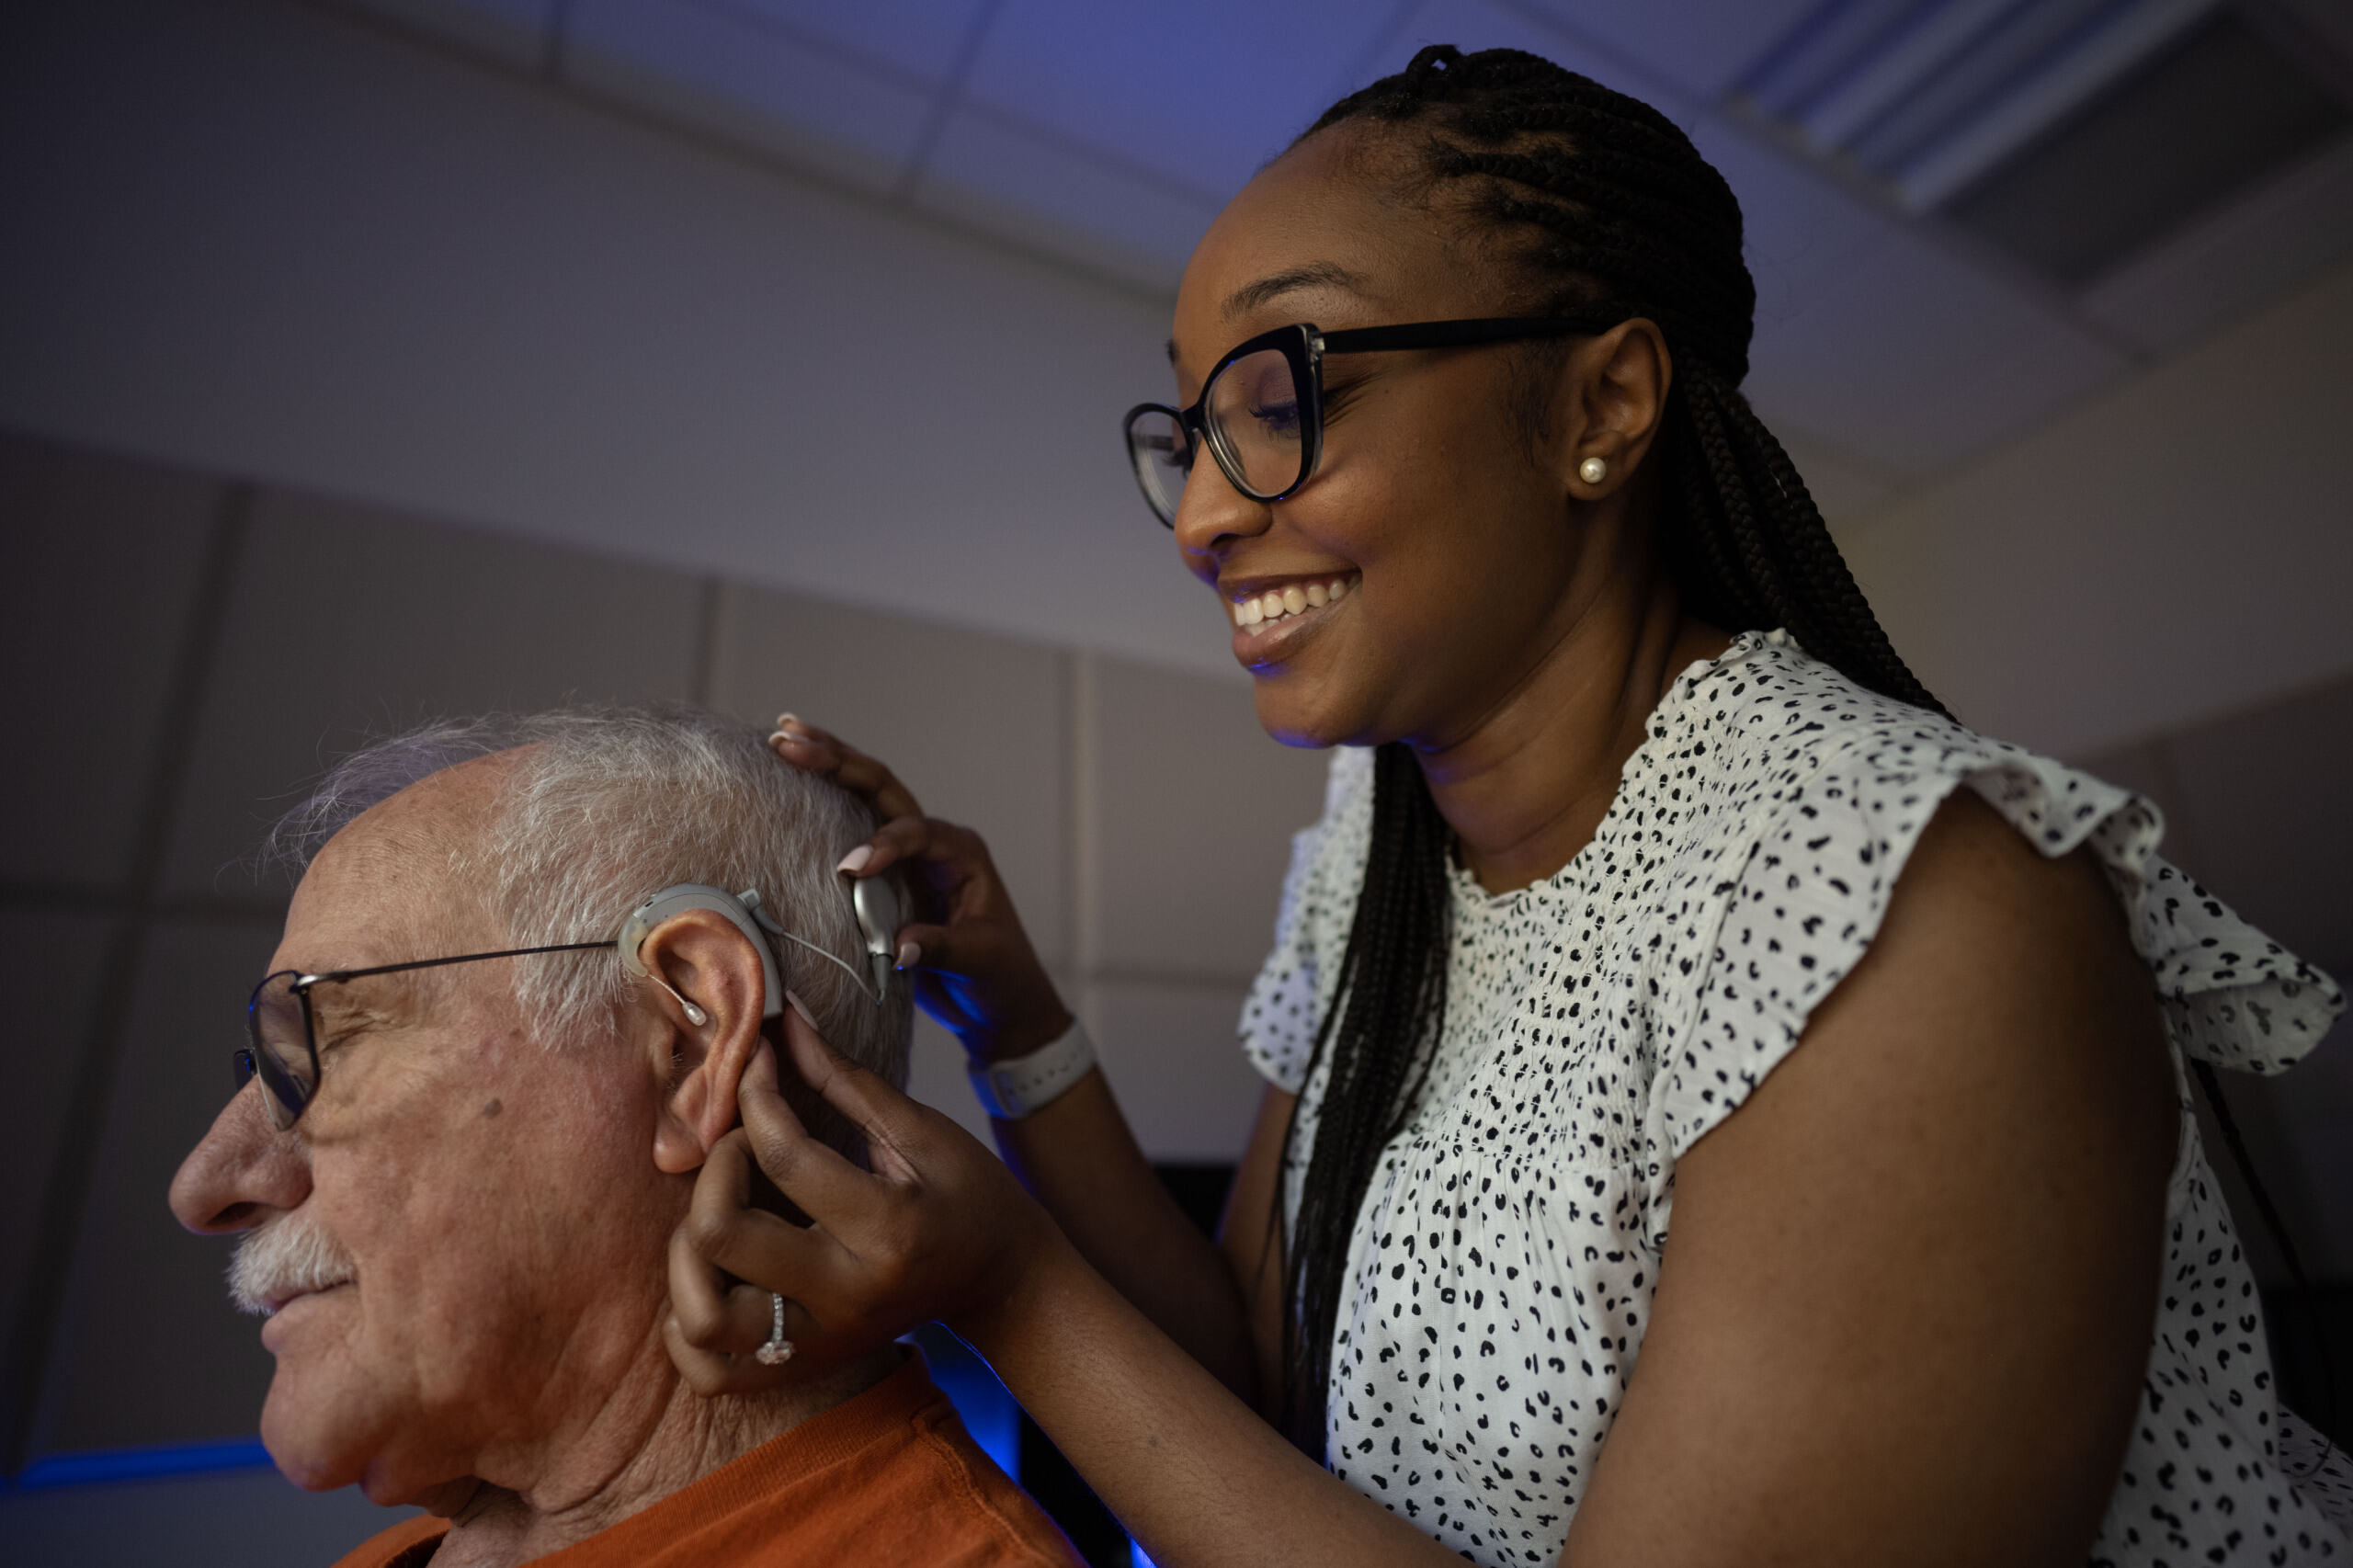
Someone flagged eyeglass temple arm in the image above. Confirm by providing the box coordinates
[294,941,611,989]
[1317,312,1623,356]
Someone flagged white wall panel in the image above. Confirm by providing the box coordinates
[158,490,704,905]
[33,919,287,1456]
[0,437,222,892]
[0,0,1229,685]
[1082,979,1266,1164]
[705,581,1074,968]
[1081,655,1328,983]
[0,912,117,1392]
[1842,259,2353,757]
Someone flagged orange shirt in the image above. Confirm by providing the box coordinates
[329,1357,1081,1568]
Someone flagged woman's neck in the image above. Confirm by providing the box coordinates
[1417,573,1727,896]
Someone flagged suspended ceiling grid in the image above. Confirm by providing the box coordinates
[315,0,2353,521]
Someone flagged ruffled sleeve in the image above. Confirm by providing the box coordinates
[1652,725,2343,1174]
[1237,745,1375,1094]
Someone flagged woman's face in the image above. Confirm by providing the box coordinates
[1167,129,1629,752]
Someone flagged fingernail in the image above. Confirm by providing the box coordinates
[775,712,800,730]
[836,845,873,877]
[783,989,818,1029]
[895,939,921,971]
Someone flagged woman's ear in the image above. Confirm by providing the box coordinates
[1554,317,1672,496]
[635,908,768,1175]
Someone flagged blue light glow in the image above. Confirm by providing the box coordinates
[8,1438,273,1491]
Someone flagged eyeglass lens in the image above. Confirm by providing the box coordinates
[244,970,314,1130]
[1202,347,1307,501]
[1128,408,1191,525]
[1127,344,1314,526]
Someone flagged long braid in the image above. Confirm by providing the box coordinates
[1273,43,1947,1454]
[1273,743,1449,1448]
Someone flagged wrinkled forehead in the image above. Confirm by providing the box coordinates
[279,753,517,969]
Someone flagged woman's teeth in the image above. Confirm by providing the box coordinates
[1233,576,1354,630]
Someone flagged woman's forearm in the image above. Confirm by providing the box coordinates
[986,1068,1260,1400]
[960,1233,1463,1568]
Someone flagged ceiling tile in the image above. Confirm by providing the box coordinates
[326,0,557,69]
[1743,224,2129,477]
[711,0,995,87]
[1689,117,1900,344]
[2079,133,2353,358]
[1510,0,1826,101]
[1689,120,2136,479]
[914,108,1218,290]
[959,0,1401,202]
[1383,0,1680,102]
[562,0,937,196]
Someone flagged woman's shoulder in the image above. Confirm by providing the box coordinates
[1675,630,2008,809]
[1643,631,2340,1170]
[1654,630,2180,881]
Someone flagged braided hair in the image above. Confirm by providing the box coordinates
[1271,44,1947,1455]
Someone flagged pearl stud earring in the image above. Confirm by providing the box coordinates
[1578,457,1608,485]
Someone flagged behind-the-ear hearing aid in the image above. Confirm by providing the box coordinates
[616,878,898,1016]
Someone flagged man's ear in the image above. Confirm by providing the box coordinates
[1551,317,1672,496]
[634,908,768,1175]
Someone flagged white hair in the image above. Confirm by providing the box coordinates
[266,703,913,1092]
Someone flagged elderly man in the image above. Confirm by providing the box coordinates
[168,705,1078,1568]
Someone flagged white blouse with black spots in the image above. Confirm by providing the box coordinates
[1239,630,2351,1567]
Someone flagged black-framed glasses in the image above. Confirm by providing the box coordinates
[233,943,608,1131]
[1120,311,1624,528]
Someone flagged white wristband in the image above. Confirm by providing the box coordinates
[969,1017,1097,1119]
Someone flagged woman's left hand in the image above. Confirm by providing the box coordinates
[665,1005,1063,1395]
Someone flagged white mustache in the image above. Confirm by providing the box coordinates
[229,1211,356,1316]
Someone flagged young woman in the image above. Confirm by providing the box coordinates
[662,47,2349,1567]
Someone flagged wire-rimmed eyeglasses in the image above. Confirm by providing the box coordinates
[234,943,606,1131]
[1120,311,1623,528]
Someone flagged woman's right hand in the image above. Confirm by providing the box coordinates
[665,1015,1071,1395]
[768,716,1071,1062]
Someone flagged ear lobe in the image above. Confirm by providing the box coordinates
[1561,318,1671,494]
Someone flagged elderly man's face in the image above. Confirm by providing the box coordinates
[169,759,684,1503]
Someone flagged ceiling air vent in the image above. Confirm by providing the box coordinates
[1737,0,2353,287]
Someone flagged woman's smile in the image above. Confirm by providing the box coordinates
[1224,572,1358,667]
